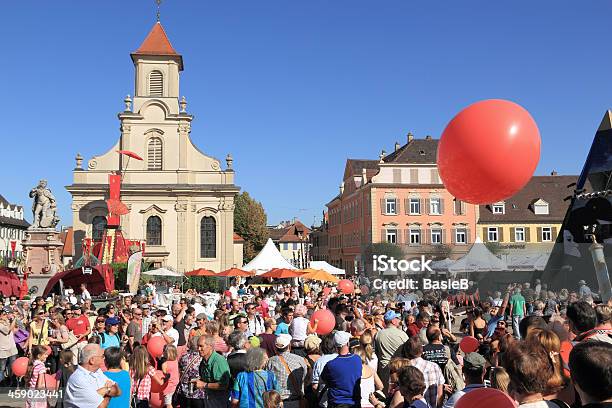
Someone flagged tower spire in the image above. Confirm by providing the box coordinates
[156,0,162,22]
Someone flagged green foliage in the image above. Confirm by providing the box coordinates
[430,244,452,260]
[184,276,220,293]
[110,262,128,290]
[362,242,405,276]
[234,191,269,262]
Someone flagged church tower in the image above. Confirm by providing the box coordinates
[67,22,241,273]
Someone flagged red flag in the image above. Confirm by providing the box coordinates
[10,241,16,258]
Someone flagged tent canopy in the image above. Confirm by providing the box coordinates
[43,265,114,297]
[242,238,297,275]
[430,258,454,271]
[448,238,508,273]
[142,268,184,278]
[309,261,345,275]
[504,252,551,272]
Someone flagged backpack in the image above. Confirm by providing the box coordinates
[443,357,465,393]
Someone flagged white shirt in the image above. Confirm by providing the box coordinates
[64,366,112,408]
[152,327,180,345]
[81,289,92,302]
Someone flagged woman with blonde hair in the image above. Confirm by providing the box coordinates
[359,331,378,372]
[490,366,510,394]
[205,319,229,354]
[355,346,383,408]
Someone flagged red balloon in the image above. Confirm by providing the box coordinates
[338,279,354,295]
[459,336,480,353]
[310,309,335,335]
[455,388,515,408]
[12,357,29,377]
[437,99,541,204]
[147,336,166,358]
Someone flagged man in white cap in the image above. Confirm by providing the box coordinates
[265,333,308,408]
[321,331,362,408]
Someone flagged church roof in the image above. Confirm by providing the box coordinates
[131,22,183,70]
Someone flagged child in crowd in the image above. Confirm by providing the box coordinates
[161,345,179,408]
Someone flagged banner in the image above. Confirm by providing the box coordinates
[10,241,16,258]
[127,251,143,294]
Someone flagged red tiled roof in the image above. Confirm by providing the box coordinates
[268,220,312,242]
[131,22,183,70]
[233,232,245,242]
[61,227,74,257]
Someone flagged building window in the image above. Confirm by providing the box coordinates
[487,227,499,242]
[386,229,397,244]
[385,198,397,215]
[515,227,525,242]
[149,70,163,96]
[492,203,505,214]
[542,227,552,242]
[455,228,467,244]
[293,243,299,250]
[431,228,442,244]
[409,198,420,215]
[200,217,216,258]
[148,137,163,170]
[454,199,465,215]
[534,201,550,215]
[430,198,441,215]
[146,216,162,246]
[92,216,107,241]
[282,243,288,250]
[409,229,421,245]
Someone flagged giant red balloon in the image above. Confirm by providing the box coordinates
[147,336,166,358]
[455,388,515,408]
[12,357,29,377]
[310,309,335,335]
[338,279,354,295]
[459,336,480,353]
[437,99,541,204]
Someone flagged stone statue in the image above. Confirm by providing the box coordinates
[29,179,60,229]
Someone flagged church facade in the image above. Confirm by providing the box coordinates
[66,22,241,272]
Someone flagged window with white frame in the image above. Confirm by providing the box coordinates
[455,228,467,244]
[492,203,505,214]
[431,228,442,244]
[409,198,420,214]
[487,227,499,242]
[386,229,397,244]
[515,227,525,242]
[542,227,552,242]
[534,200,549,215]
[430,198,441,215]
[385,198,397,215]
[409,229,421,245]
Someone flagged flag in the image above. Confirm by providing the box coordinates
[127,251,143,294]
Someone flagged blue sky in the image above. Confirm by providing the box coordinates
[2,1,611,228]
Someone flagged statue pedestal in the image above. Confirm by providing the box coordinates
[22,229,64,295]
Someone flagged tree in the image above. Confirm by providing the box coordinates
[362,242,404,276]
[234,192,269,262]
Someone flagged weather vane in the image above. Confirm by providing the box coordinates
[156,0,162,22]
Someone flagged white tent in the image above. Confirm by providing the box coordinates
[505,252,551,271]
[309,261,345,275]
[242,238,297,275]
[142,268,184,277]
[448,237,508,273]
[430,258,454,272]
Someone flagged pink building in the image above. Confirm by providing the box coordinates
[326,134,478,274]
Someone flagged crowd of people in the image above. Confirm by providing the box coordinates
[0,278,610,408]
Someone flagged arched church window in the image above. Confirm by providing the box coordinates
[149,70,163,96]
[148,137,163,170]
[200,217,216,258]
[92,216,107,241]
[146,216,162,246]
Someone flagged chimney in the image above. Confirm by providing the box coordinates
[362,168,367,184]
[340,182,345,194]
[407,132,414,143]
[551,170,558,176]
[395,141,400,151]
[379,150,386,163]
[425,135,432,140]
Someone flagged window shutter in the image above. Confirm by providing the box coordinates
[148,137,163,170]
[441,229,446,244]
[537,227,542,243]
[395,198,400,214]
[482,227,488,242]
[510,227,515,243]
[451,228,455,244]
[453,199,458,215]
[397,229,402,244]
[410,169,419,184]
[525,227,531,242]
[418,198,423,214]
[380,229,385,243]
[149,70,163,96]
[424,228,430,244]
[404,198,409,214]
[405,230,410,244]
[466,228,471,244]
[425,198,430,214]
[499,227,504,242]
[439,198,445,214]
[380,199,385,215]
[552,227,558,241]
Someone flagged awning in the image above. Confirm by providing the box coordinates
[43,265,114,297]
